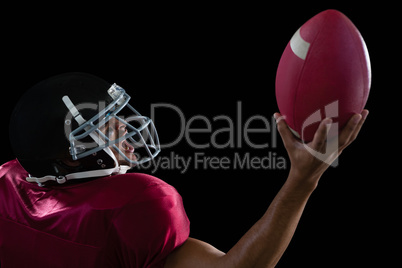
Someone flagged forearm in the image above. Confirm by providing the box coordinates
[219,111,367,267]
[221,173,316,268]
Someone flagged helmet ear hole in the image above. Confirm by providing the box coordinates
[61,158,81,167]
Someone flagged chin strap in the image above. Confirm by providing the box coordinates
[26,165,131,187]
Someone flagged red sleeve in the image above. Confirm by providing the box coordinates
[112,182,190,268]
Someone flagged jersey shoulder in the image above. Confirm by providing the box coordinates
[84,172,182,211]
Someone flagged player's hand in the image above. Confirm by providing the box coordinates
[274,110,369,188]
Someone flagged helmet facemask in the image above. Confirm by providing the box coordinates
[63,83,160,169]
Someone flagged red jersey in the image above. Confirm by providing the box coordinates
[0,160,190,267]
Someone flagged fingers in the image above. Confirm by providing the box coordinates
[274,113,297,151]
[338,110,369,150]
[340,114,362,144]
[349,110,369,142]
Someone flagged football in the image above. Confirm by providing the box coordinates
[275,9,371,142]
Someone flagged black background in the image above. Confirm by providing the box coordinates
[1,3,395,267]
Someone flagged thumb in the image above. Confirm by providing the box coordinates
[274,113,297,150]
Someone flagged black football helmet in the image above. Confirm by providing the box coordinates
[9,72,160,186]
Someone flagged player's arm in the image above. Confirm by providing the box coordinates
[165,111,368,268]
